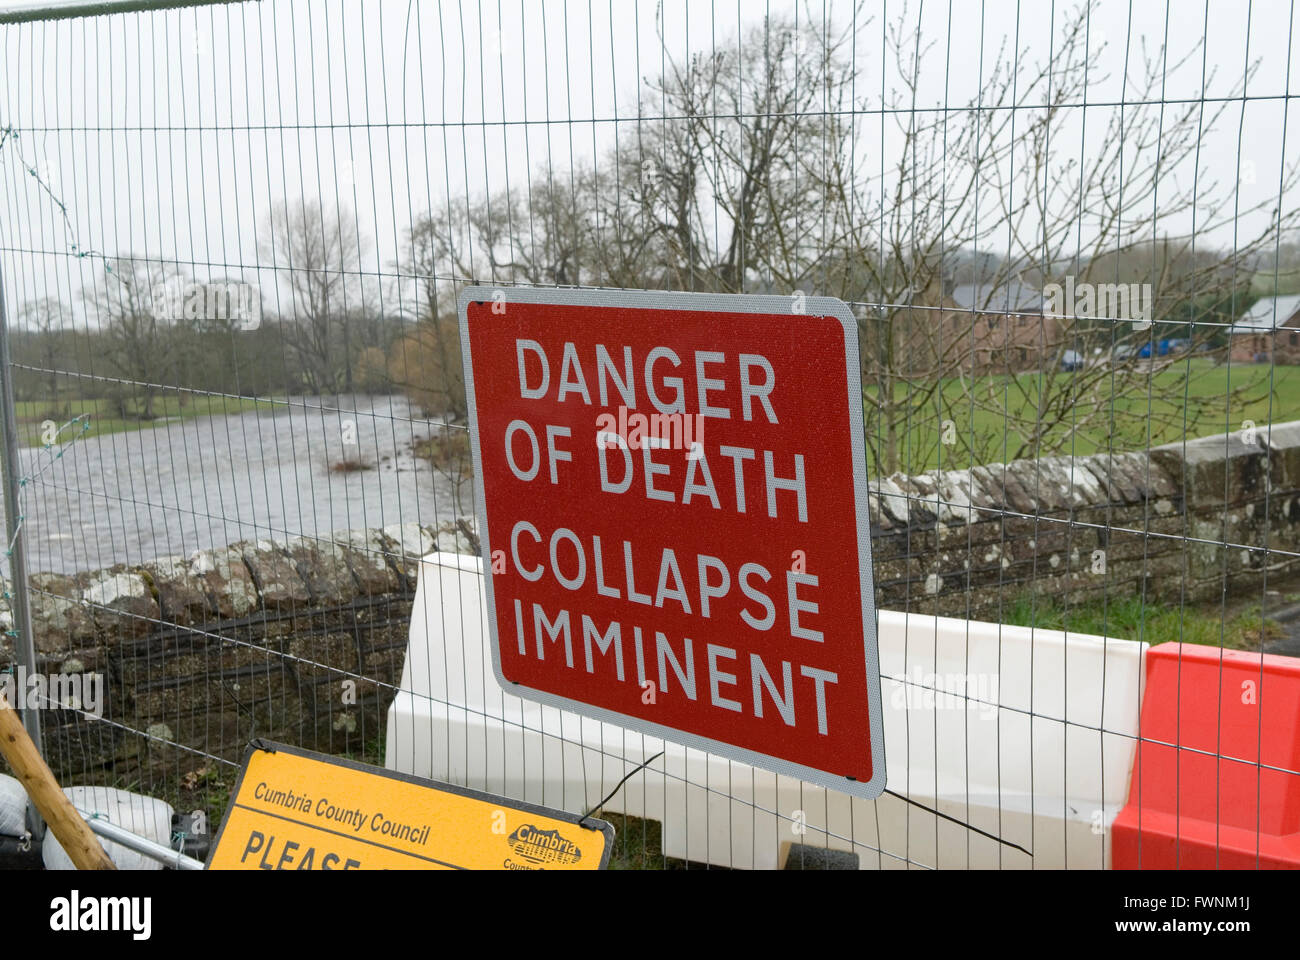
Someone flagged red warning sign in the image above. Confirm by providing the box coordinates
[458,287,885,799]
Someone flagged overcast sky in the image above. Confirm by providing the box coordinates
[1,0,1297,325]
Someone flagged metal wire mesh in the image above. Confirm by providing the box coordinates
[0,0,1297,869]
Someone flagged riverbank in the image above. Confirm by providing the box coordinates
[16,394,269,447]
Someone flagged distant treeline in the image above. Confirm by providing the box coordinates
[8,305,407,416]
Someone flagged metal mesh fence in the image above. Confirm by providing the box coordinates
[0,0,1297,869]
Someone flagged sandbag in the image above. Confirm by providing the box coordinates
[42,785,174,870]
[0,773,26,838]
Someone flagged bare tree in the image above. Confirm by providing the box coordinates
[808,3,1299,473]
[623,4,1298,473]
[17,297,71,415]
[261,199,369,394]
[389,2,1299,478]
[388,216,472,422]
[83,257,186,419]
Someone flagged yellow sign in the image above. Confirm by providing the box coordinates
[207,742,614,870]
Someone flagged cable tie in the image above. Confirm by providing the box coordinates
[578,751,665,829]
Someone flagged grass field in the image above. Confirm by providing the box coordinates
[14,394,270,447]
[1002,592,1283,651]
[865,358,1300,474]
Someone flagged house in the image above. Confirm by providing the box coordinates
[860,279,1069,377]
[947,282,1064,373]
[1228,294,1300,364]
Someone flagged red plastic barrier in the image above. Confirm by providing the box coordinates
[1112,642,1300,869]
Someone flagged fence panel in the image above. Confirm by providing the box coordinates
[0,0,1297,869]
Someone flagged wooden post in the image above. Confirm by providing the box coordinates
[0,694,116,870]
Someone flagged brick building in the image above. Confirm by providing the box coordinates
[868,281,1065,377]
[1228,294,1300,364]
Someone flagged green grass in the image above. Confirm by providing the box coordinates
[1002,592,1283,651]
[602,812,725,870]
[15,394,270,447]
[337,734,389,768]
[867,358,1300,474]
[604,813,671,870]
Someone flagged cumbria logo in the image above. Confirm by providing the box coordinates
[507,824,583,865]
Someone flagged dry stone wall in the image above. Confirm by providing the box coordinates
[867,425,1300,618]
[0,522,474,809]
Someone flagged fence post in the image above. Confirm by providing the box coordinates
[0,262,44,838]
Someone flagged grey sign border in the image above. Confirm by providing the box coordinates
[457,284,886,801]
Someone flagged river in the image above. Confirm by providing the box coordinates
[4,394,463,575]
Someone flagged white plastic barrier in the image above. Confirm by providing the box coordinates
[0,773,26,838]
[43,786,174,871]
[386,552,1147,869]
